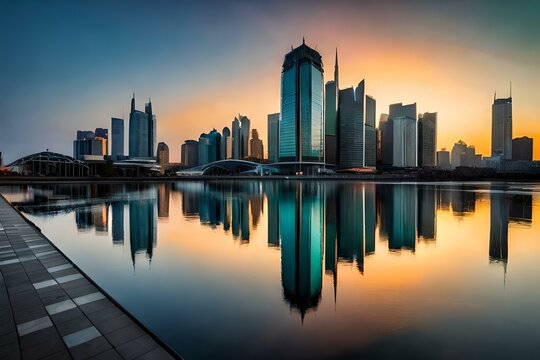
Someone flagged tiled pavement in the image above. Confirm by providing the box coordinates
[0,196,180,360]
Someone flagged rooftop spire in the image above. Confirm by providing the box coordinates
[302,36,305,45]
[334,47,339,89]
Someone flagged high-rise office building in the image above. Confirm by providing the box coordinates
[232,117,241,159]
[157,142,169,174]
[111,117,124,159]
[364,95,376,167]
[390,103,417,167]
[221,127,232,159]
[491,96,512,160]
[379,114,392,165]
[512,136,533,161]
[250,129,264,160]
[181,140,199,168]
[324,50,339,165]
[240,115,250,158]
[338,81,365,169]
[129,94,156,158]
[451,140,467,169]
[73,129,107,160]
[231,115,250,159]
[418,112,437,167]
[279,39,324,162]
[94,128,108,156]
[198,129,221,165]
[436,149,451,170]
[267,113,280,163]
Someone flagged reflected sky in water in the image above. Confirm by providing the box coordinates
[1,181,540,359]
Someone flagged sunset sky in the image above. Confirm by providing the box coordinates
[1,0,539,163]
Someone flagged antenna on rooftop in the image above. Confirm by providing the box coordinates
[510,81,512,98]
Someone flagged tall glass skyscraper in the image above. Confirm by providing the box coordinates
[492,96,512,160]
[324,50,339,165]
[279,39,324,163]
[390,103,417,168]
[111,117,124,159]
[128,94,156,158]
[418,112,437,167]
[338,81,365,169]
[267,113,279,163]
[364,95,377,167]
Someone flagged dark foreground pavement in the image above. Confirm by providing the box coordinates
[0,195,180,360]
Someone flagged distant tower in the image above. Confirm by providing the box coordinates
[324,49,339,165]
[221,127,231,159]
[111,117,124,159]
[492,94,512,160]
[250,129,264,160]
[390,103,417,168]
[267,113,280,163]
[418,112,437,167]
[129,94,156,158]
[338,81,365,169]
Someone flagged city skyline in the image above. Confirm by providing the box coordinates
[1,0,540,163]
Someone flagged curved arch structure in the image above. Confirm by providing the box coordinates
[177,159,279,176]
[8,151,90,176]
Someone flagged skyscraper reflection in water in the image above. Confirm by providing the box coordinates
[158,183,170,218]
[418,185,436,241]
[129,188,157,265]
[489,191,509,264]
[338,184,365,271]
[111,202,124,245]
[380,184,417,251]
[279,182,324,318]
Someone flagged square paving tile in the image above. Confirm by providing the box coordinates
[17,316,53,337]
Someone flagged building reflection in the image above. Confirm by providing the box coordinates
[75,204,108,235]
[158,183,170,218]
[279,182,323,319]
[111,202,124,245]
[129,187,157,265]
[509,194,532,223]
[16,180,537,320]
[380,184,417,252]
[450,187,476,215]
[418,185,436,241]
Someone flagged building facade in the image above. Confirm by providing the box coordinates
[379,114,391,165]
[364,95,376,167]
[198,129,221,166]
[324,50,339,165]
[129,94,156,158]
[279,39,324,162]
[451,140,468,169]
[267,113,279,163]
[181,140,199,168]
[73,128,107,160]
[111,117,124,159]
[492,96,512,160]
[221,127,232,160]
[512,136,533,161]
[436,149,451,170]
[250,129,264,160]
[338,82,365,169]
[390,103,417,167]
[418,112,437,167]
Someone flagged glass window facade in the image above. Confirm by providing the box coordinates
[280,64,297,160]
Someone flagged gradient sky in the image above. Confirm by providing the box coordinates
[1,0,539,163]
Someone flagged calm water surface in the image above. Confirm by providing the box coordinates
[1,181,540,359]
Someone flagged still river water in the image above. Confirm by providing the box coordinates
[1,181,540,359]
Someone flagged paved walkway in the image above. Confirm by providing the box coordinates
[0,196,180,360]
